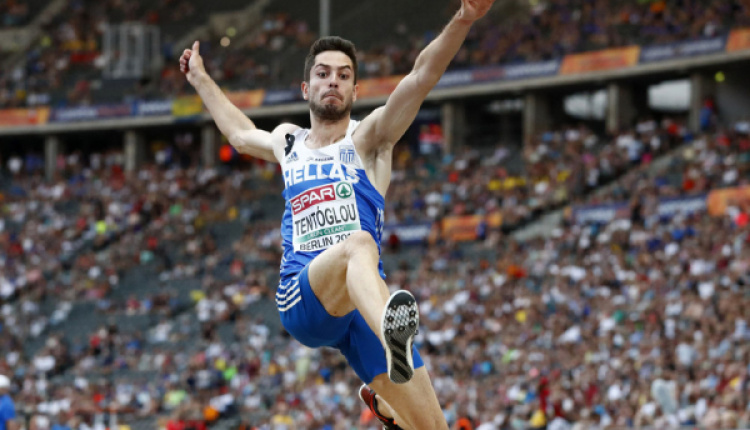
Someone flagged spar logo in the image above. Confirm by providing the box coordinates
[291,183,356,214]
[291,185,335,214]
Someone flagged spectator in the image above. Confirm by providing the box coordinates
[5,0,750,107]
[0,375,17,430]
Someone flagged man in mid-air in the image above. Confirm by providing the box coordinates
[180,1,496,428]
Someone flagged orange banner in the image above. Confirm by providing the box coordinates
[707,187,750,216]
[727,28,750,52]
[0,107,50,126]
[560,46,640,75]
[227,89,265,110]
[357,75,405,99]
[172,95,203,117]
[442,212,502,242]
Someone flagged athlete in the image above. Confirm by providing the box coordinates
[180,1,495,428]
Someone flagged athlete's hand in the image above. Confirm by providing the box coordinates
[179,41,207,86]
[457,0,496,23]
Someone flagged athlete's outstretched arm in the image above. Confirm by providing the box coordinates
[180,41,278,162]
[356,0,496,154]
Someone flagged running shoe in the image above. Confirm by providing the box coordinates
[358,384,403,430]
[381,290,419,384]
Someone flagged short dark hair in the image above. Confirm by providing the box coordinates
[304,36,358,83]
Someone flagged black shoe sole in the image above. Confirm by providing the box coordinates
[381,290,419,384]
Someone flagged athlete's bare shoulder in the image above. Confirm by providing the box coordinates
[272,123,301,139]
[270,123,302,160]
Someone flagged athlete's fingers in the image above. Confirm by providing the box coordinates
[192,40,200,54]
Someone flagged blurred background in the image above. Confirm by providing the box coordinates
[0,0,750,429]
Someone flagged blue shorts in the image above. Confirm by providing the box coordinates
[276,264,424,384]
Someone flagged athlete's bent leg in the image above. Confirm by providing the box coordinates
[306,230,429,395]
[307,231,390,340]
[368,367,448,430]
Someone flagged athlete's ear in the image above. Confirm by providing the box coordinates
[301,81,309,100]
[352,83,358,103]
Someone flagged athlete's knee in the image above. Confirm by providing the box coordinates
[342,231,377,258]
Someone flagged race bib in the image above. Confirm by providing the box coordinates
[291,182,361,252]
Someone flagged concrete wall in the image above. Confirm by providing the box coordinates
[714,66,750,126]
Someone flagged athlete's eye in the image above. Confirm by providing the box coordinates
[339,74,349,80]
[318,72,327,78]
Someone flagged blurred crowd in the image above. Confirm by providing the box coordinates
[384,116,693,234]
[0,0,197,108]
[4,0,750,107]
[0,0,28,28]
[0,115,749,429]
[0,0,748,428]
[0,137,283,427]
[454,0,750,68]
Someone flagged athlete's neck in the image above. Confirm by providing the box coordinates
[306,115,351,149]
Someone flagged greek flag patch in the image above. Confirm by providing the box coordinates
[339,146,355,164]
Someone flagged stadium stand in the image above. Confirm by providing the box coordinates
[2,116,750,428]
[2,0,750,429]
[0,0,30,28]
[4,0,750,107]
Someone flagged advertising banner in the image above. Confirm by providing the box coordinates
[263,89,302,105]
[227,90,265,110]
[571,202,630,224]
[383,222,433,245]
[726,28,750,52]
[95,104,133,118]
[656,194,707,217]
[442,212,502,242]
[134,100,173,116]
[436,69,474,88]
[640,37,726,63]
[560,46,640,75]
[502,60,560,80]
[172,95,203,118]
[51,104,132,122]
[357,75,405,99]
[51,106,98,122]
[571,194,709,224]
[707,187,750,216]
[0,107,50,126]
[436,60,560,88]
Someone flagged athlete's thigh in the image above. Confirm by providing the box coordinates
[368,367,448,430]
[306,234,359,317]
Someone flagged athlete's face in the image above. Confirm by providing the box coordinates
[303,51,358,122]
